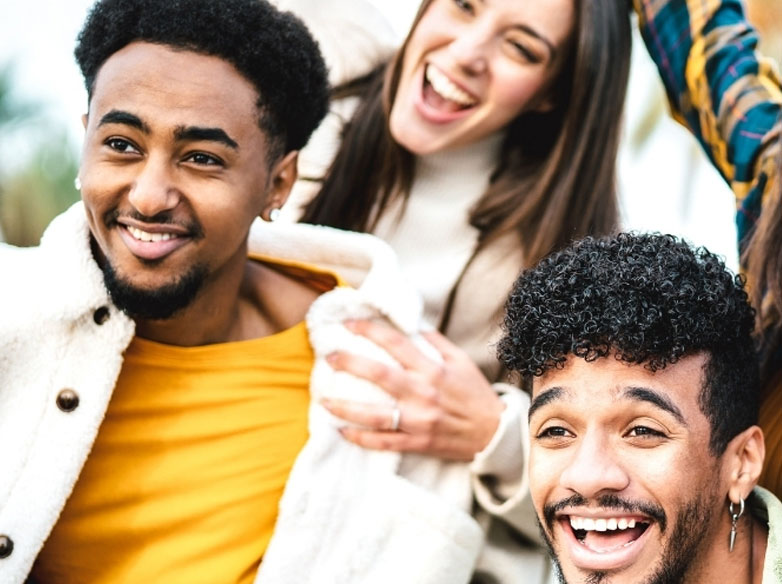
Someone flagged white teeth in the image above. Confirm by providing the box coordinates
[570,516,642,532]
[126,225,177,243]
[425,65,477,106]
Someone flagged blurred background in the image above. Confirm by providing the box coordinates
[0,0,779,272]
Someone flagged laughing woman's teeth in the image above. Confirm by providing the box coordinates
[127,225,176,242]
[425,65,477,106]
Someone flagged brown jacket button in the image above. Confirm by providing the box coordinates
[93,306,110,325]
[0,535,13,558]
[56,389,80,412]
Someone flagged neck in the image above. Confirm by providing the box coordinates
[685,510,766,584]
[415,131,503,178]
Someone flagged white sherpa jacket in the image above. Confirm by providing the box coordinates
[0,203,548,583]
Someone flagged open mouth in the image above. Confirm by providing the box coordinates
[117,221,191,262]
[567,515,651,553]
[422,64,477,113]
[126,225,181,243]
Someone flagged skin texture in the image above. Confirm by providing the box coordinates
[389,0,574,155]
[79,41,314,346]
[529,354,767,584]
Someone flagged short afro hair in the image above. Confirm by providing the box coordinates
[498,232,759,454]
[74,0,329,156]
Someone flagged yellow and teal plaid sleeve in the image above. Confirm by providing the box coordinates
[633,0,781,248]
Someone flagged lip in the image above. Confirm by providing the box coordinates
[557,512,656,573]
[413,63,479,125]
[116,220,191,261]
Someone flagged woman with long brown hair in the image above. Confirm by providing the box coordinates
[280,0,632,581]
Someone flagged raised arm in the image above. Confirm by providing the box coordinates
[633,0,782,243]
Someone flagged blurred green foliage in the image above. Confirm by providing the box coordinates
[0,64,80,246]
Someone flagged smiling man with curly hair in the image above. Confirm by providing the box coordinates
[499,232,782,584]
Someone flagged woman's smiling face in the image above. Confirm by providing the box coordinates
[389,0,575,155]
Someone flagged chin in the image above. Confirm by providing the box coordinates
[101,260,208,320]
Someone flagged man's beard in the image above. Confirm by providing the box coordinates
[540,491,717,584]
[101,259,208,320]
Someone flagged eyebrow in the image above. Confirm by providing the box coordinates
[529,387,566,420]
[97,110,238,150]
[515,23,557,60]
[98,109,149,132]
[623,386,688,426]
[173,126,239,150]
[528,384,688,426]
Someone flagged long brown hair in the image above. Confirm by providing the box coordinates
[742,121,782,388]
[302,0,632,267]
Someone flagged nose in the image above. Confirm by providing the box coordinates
[128,157,181,218]
[558,432,630,498]
[447,23,490,75]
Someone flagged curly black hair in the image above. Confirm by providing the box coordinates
[498,232,759,454]
[74,0,329,156]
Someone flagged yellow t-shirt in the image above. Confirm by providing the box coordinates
[32,257,340,584]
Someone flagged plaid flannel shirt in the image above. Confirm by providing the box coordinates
[633,0,782,251]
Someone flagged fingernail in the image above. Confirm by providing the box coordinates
[326,352,338,364]
[343,319,359,331]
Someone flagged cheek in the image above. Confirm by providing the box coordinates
[488,68,551,121]
[528,447,562,503]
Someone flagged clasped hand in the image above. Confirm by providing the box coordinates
[321,319,504,461]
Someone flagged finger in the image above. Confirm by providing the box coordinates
[420,329,468,362]
[321,398,400,431]
[339,427,419,451]
[339,427,472,461]
[345,319,441,374]
[326,350,417,400]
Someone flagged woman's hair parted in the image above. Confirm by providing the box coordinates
[498,232,759,455]
[301,0,632,268]
[74,0,329,158]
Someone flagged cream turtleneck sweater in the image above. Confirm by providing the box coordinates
[371,134,503,331]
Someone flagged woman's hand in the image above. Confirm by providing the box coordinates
[321,319,505,461]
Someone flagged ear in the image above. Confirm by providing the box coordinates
[725,425,765,504]
[82,113,88,130]
[261,150,298,221]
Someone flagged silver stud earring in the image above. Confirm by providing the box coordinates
[269,208,281,222]
[74,177,82,191]
[728,498,745,552]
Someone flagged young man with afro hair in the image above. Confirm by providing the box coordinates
[499,232,782,583]
[0,1,498,582]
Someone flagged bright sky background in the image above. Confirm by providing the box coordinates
[0,0,748,269]
[0,0,417,152]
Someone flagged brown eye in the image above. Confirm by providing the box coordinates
[184,152,223,167]
[627,426,666,439]
[105,138,139,154]
[452,0,475,15]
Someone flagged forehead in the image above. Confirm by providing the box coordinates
[88,42,261,138]
[531,354,709,423]
[423,0,575,45]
